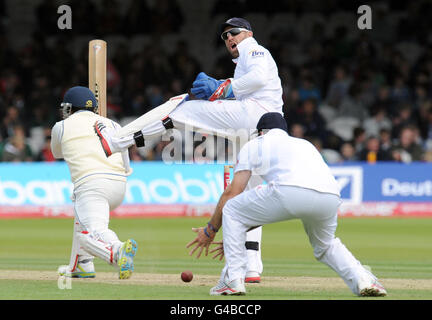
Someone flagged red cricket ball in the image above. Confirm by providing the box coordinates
[181,270,193,282]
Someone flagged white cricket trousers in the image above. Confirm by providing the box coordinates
[222,183,376,296]
[68,178,126,267]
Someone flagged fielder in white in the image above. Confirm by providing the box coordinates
[187,113,387,297]
[94,17,283,283]
[51,86,138,280]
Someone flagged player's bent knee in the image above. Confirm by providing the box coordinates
[312,237,340,261]
[312,244,330,261]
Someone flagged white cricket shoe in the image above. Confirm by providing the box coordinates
[357,276,387,297]
[57,259,95,278]
[210,278,246,296]
[245,271,261,283]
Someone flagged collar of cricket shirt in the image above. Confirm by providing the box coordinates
[232,37,258,63]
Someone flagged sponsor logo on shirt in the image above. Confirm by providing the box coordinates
[250,50,264,58]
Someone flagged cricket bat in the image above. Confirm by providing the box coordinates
[88,39,107,117]
[88,39,131,174]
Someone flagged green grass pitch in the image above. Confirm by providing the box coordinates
[0,217,431,300]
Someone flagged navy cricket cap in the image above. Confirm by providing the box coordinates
[220,17,252,34]
[63,86,97,109]
[256,112,288,133]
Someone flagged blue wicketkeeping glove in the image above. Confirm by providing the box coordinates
[194,72,213,82]
[191,72,223,100]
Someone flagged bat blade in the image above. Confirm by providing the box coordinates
[89,39,107,117]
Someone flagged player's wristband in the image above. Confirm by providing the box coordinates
[207,222,219,233]
[203,227,211,238]
[208,79,233,101]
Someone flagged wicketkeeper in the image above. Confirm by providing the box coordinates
[94,17,284,283]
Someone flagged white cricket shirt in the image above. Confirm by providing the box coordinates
[235,129,341,196]
[230,37,283,112]
[51,111,129,187]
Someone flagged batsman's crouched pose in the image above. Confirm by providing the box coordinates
[94,17,284,283]
[51,86,137,279]
[187,113,387,297]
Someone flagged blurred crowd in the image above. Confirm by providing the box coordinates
[1,0,432,164]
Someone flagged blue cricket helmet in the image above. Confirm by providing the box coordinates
[220,17,252,35]
[61,86,98,119]
[256,112,288,133]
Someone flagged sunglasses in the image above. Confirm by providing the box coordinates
[221,27,249,40]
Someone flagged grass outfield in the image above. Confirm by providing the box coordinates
[0,217,431,300]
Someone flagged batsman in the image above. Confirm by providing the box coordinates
[94,17,284,283]
[52,86,138,279]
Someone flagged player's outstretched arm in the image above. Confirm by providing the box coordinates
[186,170,251,259]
